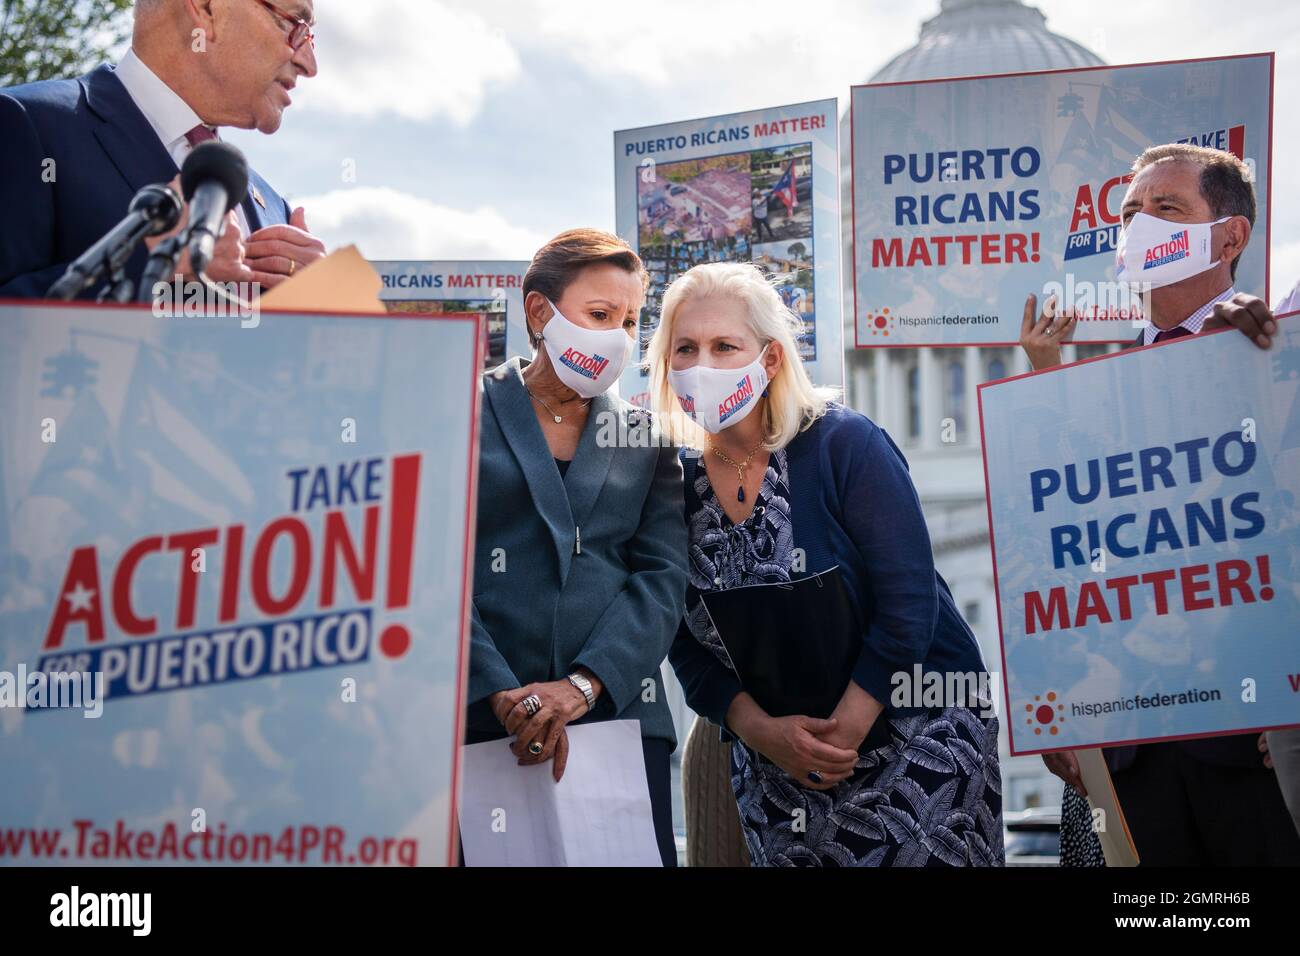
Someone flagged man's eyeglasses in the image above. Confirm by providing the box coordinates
[252,0,315,51]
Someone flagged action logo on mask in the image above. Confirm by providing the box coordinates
[558,347,611,381]
[1143,229,1191,270]
[718,375,757,426]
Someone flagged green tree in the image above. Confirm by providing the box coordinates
[1,0,134,88]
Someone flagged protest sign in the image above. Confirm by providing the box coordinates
[851,54,1273,346]
[615,98,844,403]
[979,315,1299,754]
[0,302,481,866]
[374,260,527,370]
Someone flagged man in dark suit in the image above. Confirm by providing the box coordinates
[0,0,325,299]
[1020,143,1299,865]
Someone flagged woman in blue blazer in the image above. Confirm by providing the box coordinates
[648,262,1003,866]
[465,229,688,866]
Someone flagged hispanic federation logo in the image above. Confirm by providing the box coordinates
[864,307,895,337]
[1025,690,1066,736]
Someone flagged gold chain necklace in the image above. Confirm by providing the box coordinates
[709,440,764,502]
[526,387,589,424]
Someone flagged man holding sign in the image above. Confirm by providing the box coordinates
[1012,142,1298,866]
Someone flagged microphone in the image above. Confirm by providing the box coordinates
[180,141,249,277]
[46,183,183,300]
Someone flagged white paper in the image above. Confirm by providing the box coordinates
[457,719,663,867]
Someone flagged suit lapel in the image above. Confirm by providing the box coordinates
[243,171,285,231]
[241,193,264,231]
[82,65,179,194]
[484,359,575,578]
[563,390,620,528]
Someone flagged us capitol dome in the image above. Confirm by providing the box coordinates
[870,0,1104,83]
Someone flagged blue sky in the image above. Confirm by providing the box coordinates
[224,0,1300,297]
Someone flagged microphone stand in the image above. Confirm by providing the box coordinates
[99,268,136,304]
[46,216,151,301]
[47,184,182,302]
[98,224,152,303]
[137,235,186,305]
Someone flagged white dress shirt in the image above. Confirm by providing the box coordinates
[1141,286,1235,346]
[114,48,251,237]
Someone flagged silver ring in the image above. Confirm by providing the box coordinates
[521,694,541,717]
[528,741,543,756]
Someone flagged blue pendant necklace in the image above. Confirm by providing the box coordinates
[709,440,763,503]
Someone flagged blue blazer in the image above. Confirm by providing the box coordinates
[466,358,689,747]
[0,64,290,299]
[670,403,989,736]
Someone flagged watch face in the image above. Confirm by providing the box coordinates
[569,674,593,702]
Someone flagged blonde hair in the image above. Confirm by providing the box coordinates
[646,261,838,450]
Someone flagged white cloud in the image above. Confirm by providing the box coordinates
[293,186,548,260]
[518,0,778,87]
[299,0,520,124]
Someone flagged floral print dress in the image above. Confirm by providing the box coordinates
[683,448,1005,867]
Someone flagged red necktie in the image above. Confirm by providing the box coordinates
[1153,326,1194,343]
[185,124,218,147]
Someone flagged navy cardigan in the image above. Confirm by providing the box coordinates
[668,403,988,735]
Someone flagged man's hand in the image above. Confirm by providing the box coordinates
[204,211,258,285]
[1042,750,1086,796]
[142,176,254,288]
[146,210,254,286]
[243,207,326,287]
[1020,293,1077,370]
[1206,292,1277,349]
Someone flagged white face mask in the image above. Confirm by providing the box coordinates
[538,298,630,398]
[1115,212,1230,289]
[668,345,770,434]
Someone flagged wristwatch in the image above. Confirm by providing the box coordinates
[567,672,595,712]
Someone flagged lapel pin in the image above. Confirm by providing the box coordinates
[252,186,267,210]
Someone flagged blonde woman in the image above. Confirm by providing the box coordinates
[651,261,1002,867]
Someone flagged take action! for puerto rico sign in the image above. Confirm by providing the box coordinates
[979,316,1300,755]
[850,53,1273,346]
[0,302,481,866]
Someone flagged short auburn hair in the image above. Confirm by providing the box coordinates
[1131,143,1256,278]
[522,228,648,303]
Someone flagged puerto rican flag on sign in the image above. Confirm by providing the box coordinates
[772,160,798,214]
